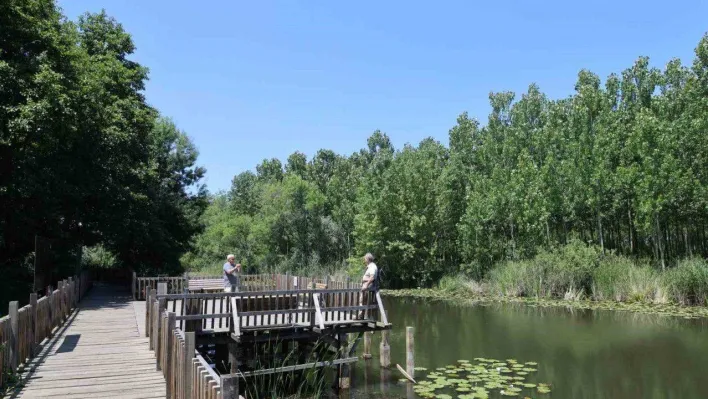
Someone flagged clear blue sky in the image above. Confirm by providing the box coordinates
[58,0,708,193]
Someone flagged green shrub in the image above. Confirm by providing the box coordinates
[538,239,601,298]
[664,258,708,305]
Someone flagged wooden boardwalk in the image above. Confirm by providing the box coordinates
[13,284,166,399]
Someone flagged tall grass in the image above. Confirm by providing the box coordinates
[441,240,708,307]
[664,258,708,305]
[486,240,600,299]
[237,338,332,399]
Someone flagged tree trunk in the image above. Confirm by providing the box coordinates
[627,205,635,255]
[655,215,665,270]
[510,219,516,259]
[597,211,605,253]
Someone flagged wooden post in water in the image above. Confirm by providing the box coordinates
[338,333,351,389]
[380,330,390,368]
[221,373,239,399]
[363,331,372,359]
[228,341,239,373]
[30,293,38,357]
[9,301,19,372]
[406,327,414,379]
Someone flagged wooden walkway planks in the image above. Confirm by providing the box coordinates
[13,285,166,399]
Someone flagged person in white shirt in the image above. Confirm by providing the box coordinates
[358,252,378,319]
[361,253,378,291]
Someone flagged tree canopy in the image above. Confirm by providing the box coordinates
[1,0,207,304]
[186,34,708,287]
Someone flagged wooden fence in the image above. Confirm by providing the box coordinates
[133,273,359,301]
[151,309,225,399]
[0,271,92,388]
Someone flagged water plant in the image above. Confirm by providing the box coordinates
[411,358,551,398]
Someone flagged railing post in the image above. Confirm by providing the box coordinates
[221,374,239,399]
[9,301,19,372]
[30,293,38,357]
[155,285,167,370]
[132,271,137,300]
[151,299,159,351]
[145,288,154,338]
[56,283,61,326]
[68,277,74,308]
[184,332,195,399]
[166,312,176,399]
[62,279,68,318]
[46,285,53,333]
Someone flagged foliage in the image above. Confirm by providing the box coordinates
[82,244,119,269]
[0,1,206,300]
[188,33,708,288]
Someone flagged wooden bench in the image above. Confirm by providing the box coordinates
[309,282,327,290]
[187,278,225,293]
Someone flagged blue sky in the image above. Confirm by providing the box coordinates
[58,0,708,193]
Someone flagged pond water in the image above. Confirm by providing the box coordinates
[343,296,708,399]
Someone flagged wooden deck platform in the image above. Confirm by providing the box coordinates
[13,284,166,399]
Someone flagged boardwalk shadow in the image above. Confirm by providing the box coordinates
[55,334,80,354]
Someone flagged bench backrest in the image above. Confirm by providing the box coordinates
[309,282,327,289]
[187,279,222,291]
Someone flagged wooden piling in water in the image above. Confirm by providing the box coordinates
[229,341,239,373]
[406,326,414,379]
[380,330,390,368]
[338,333,351,389]
[221,373,239,399]
[363,331,372,359]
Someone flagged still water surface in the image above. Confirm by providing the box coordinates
[343,296,708,399]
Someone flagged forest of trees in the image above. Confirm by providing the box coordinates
[1,1,207,306]
[184,34,708,289]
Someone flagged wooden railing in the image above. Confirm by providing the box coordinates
[150,307,226,398]
[133,273,359,300]
[145,282,388,399]
[0,271,92,388]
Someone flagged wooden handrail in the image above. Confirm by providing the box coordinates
[156,287,369,300]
